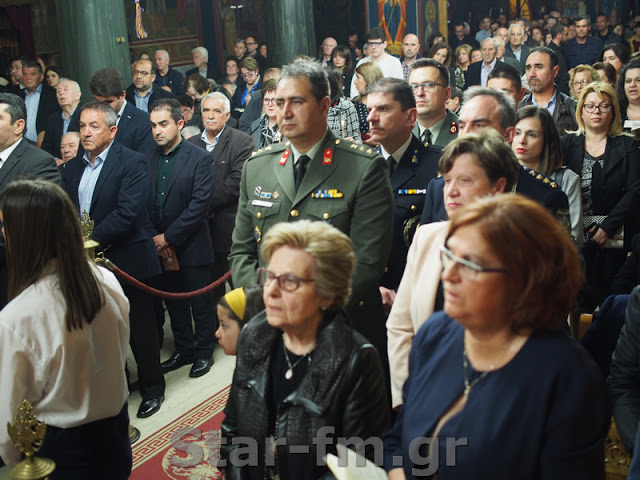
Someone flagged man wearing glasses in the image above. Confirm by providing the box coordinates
[125,59,176,113]
[519,46,577,136]
[350,27,403,98]
[409,58,459,148]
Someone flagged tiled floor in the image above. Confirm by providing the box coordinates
[1,317,236,478]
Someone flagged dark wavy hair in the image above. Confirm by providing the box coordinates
[515,106,564,176]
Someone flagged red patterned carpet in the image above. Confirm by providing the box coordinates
[130,386,229,479]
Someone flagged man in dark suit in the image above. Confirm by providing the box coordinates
[126,59,175,113]
[420,87,569,225]
[147,99,216,378]
[465,38,499,88]
[18,60,59,146]
[188,92,254,323]
[63,101,165,418]
[503,24,531,75]
[41,78,81,158]
[547,24,571,96]
[154,49,186,96]
[89,67,155,155]
[185,47,209,81]
[0,93,60,308]
[366,78,441,314]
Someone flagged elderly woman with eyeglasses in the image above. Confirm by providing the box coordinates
[220,220,390,480]
[561,81,640,308]
[384,195,609,480]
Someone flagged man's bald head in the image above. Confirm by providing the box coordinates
[402,34,420,60]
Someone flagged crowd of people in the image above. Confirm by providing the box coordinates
[1,10,640,479]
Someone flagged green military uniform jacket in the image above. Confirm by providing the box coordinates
[412,109,459,148]
[229,129,393,353]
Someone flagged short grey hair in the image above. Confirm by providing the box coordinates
[508,23,524,36]
[494,37,506,48]
[278,58,329,102]
[481,37,499,49]
[181,126,201,139]
[80,100,118,128]
[192,46,208,62]
[260,220,356,311]
[155,49,170,60]
[201,92,230,114]
[57,78,81,94]
[463,86,516,129]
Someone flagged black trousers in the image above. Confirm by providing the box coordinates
[39,403,132,480]
[156,265,216,359]
[211,251,233,329]
[122,281,166,400]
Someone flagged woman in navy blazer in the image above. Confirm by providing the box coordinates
[561,81,640,307]
[383,195,609,480]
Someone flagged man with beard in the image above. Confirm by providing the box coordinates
[519,47,577,136]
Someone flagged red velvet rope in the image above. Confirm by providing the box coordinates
[99,258,231,299]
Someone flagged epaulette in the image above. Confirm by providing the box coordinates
[522,166,558,189]
[333,137,379,158]
[249,141,287,161]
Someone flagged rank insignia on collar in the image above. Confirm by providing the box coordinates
[412,148,419,163]
[323,148,333,165]
[280,150,290,165]
[450,122,458,134]
[254,226,261,243]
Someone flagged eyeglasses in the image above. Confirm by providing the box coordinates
[368,41,384,47]
[133,70,151,77]
[241,71,256,78]
[411,81,444,93]
[573,79,592,87]
[263,98,275,105]
[583,103,612,113]
[257,268,315,292]
[439,245,507,280]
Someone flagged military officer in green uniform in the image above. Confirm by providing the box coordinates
[229,59,393,361]
[409,58,459,148]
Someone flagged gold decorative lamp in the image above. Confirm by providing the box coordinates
[7,400,55,480]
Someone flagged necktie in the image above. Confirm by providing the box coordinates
[422,129,432,145]
[387,155,396,177]
[295,155,310,191]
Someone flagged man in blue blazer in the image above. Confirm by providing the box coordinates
[89,67,156,155]
[63,101,165,419]
[146,99,216,378]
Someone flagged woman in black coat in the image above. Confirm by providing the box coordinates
[220,221,390,480]
[561,81,640,308]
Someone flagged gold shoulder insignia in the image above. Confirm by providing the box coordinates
[335,139,341,145]
[366,148,373,154]
[529,170,536,176]
[350,144,358,149]
[550,182,557,188]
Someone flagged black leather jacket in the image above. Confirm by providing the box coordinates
[220,310,390,480]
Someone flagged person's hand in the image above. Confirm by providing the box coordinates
[590,226,611,247]
[380,286,396,316]
[363,136,379,147]
[153,233,171,256]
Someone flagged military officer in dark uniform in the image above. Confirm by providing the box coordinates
[229,59,393,362]
[365,78,441,314]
